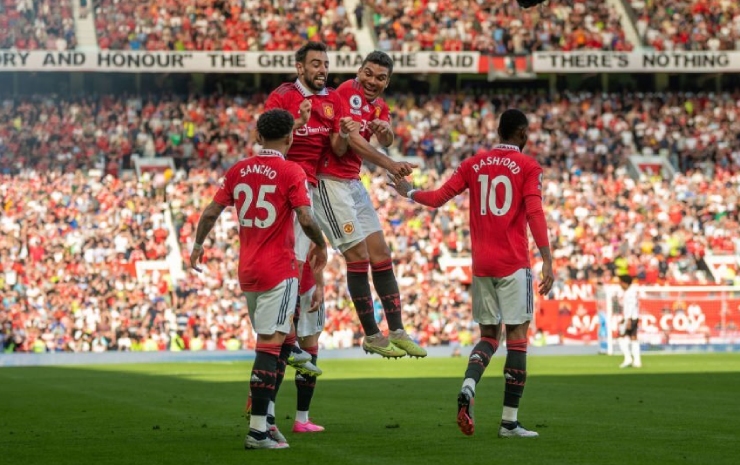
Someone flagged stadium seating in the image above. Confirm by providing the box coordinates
[632,0,740,51]
[92,0,357,51]
[1,92,738,353]
[0,0,76,50]
[369,0,634,52]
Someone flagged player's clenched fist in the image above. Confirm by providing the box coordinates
[368,119,391,136]
[297,99,312,126]
[339,117,360,135]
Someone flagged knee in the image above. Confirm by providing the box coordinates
[343,242,369,263]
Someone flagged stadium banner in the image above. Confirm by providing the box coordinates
[0,50,481,74]
[532,51,740,73]
[535,282,601,344]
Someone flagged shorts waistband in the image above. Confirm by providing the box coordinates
[318,175,359,183]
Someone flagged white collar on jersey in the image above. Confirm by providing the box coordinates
[493,144,521,152]
[257,149,285,159]
[295,79,329,97]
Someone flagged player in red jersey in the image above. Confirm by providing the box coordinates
[263,41,358,433]
[313,51,424,358]
[388,109,554,438]
[189,109,327,450]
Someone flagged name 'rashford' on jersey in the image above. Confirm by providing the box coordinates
[319,79,391,180]
[416,146,544,278]
[213,151,311,292]
[265,80,344,186]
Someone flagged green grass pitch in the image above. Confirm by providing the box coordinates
[1,354,739,465]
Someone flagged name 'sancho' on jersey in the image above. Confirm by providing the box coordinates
[472,155,521,174]
[238,164,277,180]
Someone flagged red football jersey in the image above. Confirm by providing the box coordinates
[265,80,345,185]
[212,149,312,292]
[414,144,544,278]
[319,79,391,180]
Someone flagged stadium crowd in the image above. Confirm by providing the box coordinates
[0,0,76,50]
[2,91,739,353]
[93,0,357,51]
[369,0,634,53]
[633,0,740,51]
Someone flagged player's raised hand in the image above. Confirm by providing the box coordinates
[308,244,328,273]
[387,160,417,177]
[308,284,324,313]
[298,99,312,126]
[538,260,554,296]
[339,117,360,134]
[190,244,204,273]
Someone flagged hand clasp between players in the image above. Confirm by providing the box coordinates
[387,173,414,197]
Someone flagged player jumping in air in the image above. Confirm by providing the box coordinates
[313,50,424,358]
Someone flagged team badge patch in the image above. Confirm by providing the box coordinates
[375,106,382,118]
[343,222,355,235]
[349,94,362,110]
[323,103,334,119]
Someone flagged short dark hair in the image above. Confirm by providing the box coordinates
[257,109,294,141]
[295,42,328,63]
[362,51,394,75]
[498,109,529,140]
[619,275,634,286]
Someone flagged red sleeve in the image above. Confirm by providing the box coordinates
[412,166,468,208]
[286,163,312,210]
[264,90,283,111]
[331,91,346,132]
[523,161,543,198]
[525,193,549,249]
[212,166,235,207]
[337,84,363,123]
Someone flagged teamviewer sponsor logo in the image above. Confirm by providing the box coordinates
[294,125,331,136]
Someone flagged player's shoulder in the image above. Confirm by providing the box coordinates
[375,96,390,110]
[517,151,543,170]
[336,79,357,92]
[272,82,296,96]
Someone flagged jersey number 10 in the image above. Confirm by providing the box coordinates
[478,174,513,216]
[234,184,277,228]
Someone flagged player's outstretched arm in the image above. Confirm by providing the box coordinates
[347,131,415,176]
[296,205,328,272]
[388,172,465,208]
[190,201,227,272]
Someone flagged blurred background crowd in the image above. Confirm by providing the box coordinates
[2,90,739,353]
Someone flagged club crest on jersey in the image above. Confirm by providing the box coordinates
[343,222,355,235]
[349,94,362,110]
[375,106,382,118]
[323,103,334,119]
